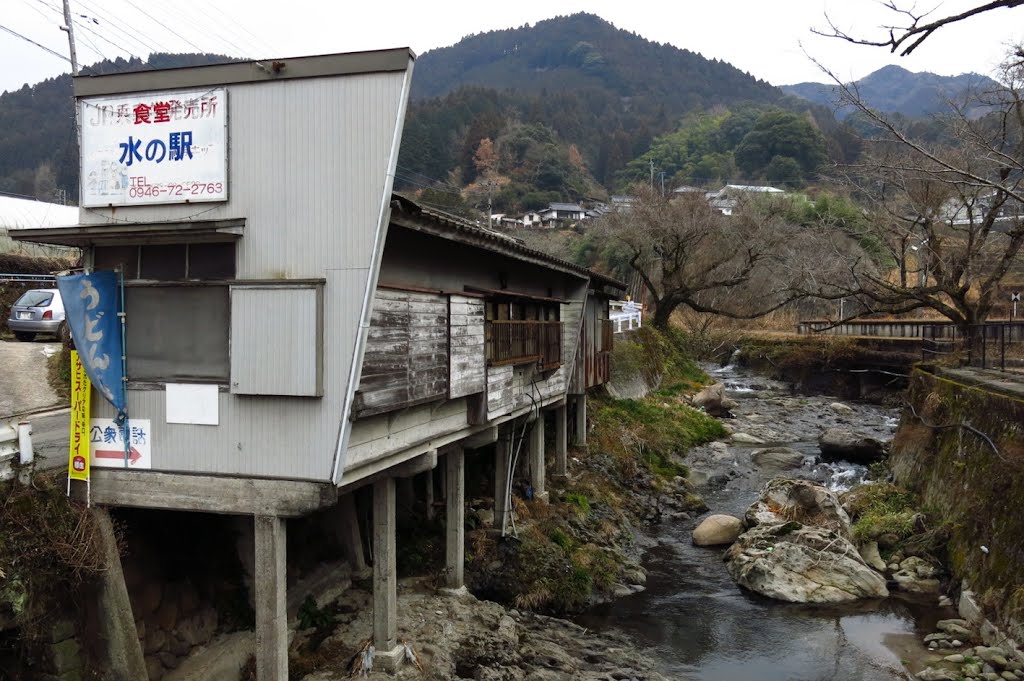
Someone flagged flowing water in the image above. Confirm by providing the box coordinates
[579,363,950,681]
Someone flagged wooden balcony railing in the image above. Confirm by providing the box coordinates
[488,320,562,369]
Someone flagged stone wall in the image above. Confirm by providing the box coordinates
[890,367,1024,642]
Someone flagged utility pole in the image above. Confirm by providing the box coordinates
[61,0,80,75]
[61,0,80,209]
[649,159,655,189]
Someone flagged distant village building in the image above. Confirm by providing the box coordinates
[702,184,785,216]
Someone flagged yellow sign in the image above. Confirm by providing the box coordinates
[68,350,92,482]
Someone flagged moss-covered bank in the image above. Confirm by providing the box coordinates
[464,327,724,616]
[890,368,1024,639]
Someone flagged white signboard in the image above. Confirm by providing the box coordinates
[89,418,152,469]
[80,88,227,207]
[166,383,219,425]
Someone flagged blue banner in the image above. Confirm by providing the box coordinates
[57,271,126,418]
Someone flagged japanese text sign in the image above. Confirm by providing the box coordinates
[67,350,92,482]
[57,271,126,417]
[80,87,227,207]
[90,418,152,469]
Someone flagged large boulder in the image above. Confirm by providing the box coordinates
[818,427,886,463]
[691,383,738,416]
[751,447,805,471]
[725,523,890,603]
[745,478,852,539]
[692,514,744,546]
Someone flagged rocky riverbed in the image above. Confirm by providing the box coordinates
[578,363,958,681]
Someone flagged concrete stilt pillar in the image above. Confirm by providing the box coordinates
[574,394,588,446]
[554,404,568,477]
[254,515,288,681]
[372,477,403,670]
[425,468,436,521]
[528,416,547,502]
[494,429,512,536]
[91,508,147,681]
[338,493,368,576]
[445,447,465,589]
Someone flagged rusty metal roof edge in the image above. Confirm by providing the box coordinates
[391,194,626,290]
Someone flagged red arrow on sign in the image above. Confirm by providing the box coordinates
[94,447,143,464]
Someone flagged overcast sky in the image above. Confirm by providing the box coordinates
[2,0,1022,94]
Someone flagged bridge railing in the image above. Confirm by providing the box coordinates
[921,322,1024,372]
[609,300,643,334]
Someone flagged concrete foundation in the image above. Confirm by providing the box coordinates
[373,478,397,652]
[254,515,288,681]
[424,468,435,521]
[375,644,405,673]
[92,508,148,681]
[554,404,568,477]
[494,429,512,536]
[528,417,547,502]
[445,447,465,588]
[573,394,587,446]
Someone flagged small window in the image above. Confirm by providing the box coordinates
[93,243,235,281]
[94,245,139,278]
[188,243,236,279]
[140,245,187,279]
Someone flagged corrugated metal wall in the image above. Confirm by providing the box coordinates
[86,68,411,481]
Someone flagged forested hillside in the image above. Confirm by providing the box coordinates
[397,13,856,212]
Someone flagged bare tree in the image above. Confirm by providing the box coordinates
[595,186,815,330]
[803,48,1024,327]
[815,1,1024,57]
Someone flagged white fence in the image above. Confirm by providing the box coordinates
[0,421,33,481]
[609,300,643,333]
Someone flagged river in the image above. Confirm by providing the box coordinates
[579,363,951,681]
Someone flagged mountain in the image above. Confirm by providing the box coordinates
[398,13,851,207]
[781,65,1000,118]
[411,13,781,106]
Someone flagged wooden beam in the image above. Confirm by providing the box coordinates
[88,471,337,517]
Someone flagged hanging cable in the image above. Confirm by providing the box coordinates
[0,23,71,63]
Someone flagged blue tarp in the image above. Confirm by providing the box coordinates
[57,271,126,418]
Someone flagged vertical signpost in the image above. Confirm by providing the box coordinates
[1012,292,1020,320]
[67,350,92,501]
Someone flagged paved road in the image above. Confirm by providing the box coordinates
[1,339,70,471]
[0,339,63,417]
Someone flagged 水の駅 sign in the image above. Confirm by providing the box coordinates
[80,87,227,207]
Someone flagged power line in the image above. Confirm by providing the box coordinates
[121,0,208,53]
[0,22,71,63]
[73,14,140,60]
[172,2,255,57]
[75,0,173,55]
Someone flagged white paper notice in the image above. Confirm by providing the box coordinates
[166,383,220,425]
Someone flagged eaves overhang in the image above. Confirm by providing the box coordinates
[390,194,626,291]
[74,48,415,98]
[9,218,245,247]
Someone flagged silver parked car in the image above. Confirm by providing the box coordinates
[7,288,68,342]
